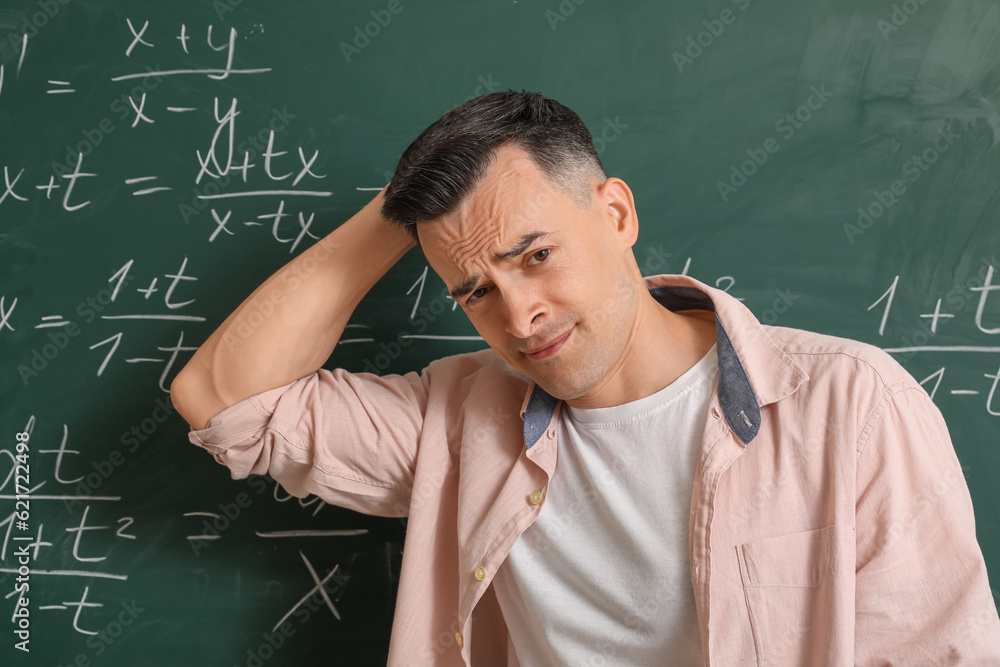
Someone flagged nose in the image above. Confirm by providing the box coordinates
[503,281,545,340]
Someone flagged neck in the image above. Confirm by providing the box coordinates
[566,288,717,409]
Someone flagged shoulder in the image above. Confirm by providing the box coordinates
[423,347,531,395]
[764,324,920,395]
[425,347,523,377]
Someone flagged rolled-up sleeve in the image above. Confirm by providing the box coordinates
[854,383,1000,664]
[187,367,429,518]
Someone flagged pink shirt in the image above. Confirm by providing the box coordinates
[186,273,1000,665]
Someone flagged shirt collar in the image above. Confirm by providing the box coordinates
[519,273,809,448]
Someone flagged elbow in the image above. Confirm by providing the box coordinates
[170,366,232,432]
[170,370,209,431]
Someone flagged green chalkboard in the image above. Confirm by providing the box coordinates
[2,0,999,664]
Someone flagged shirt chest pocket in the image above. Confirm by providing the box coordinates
[736,523,854,667]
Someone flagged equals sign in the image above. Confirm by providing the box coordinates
[46,80,75,94]
[126,176,172,196]
[35,315,70,329]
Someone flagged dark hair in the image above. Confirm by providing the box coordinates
[380,90,606,243]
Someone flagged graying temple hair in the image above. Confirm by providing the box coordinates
[380,90,607,243]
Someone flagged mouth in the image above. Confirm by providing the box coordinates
[524,327,573,361]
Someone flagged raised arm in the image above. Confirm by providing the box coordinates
[169,186,416,430]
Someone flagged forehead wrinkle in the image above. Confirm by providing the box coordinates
[442,174,517,277]
[435,145,550,296]
[445,221,499,271]
[437,221,498,300]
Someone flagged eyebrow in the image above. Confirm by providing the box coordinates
[449,231,550,300]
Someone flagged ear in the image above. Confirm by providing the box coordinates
[595,177,639,248]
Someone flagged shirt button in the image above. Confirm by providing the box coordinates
[529,490,542,505]
[455,631,464,647]
[474,566,486,581]
[546,428,556,439]
[711,406,721,419]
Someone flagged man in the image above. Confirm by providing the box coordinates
[170,91,1000,666]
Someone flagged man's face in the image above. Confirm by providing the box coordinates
[418,143,642,402]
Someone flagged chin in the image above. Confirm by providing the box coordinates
[531,375,589,402]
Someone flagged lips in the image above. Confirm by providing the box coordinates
[524,327,573,360]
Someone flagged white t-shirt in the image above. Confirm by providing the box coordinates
[492,343,718,666]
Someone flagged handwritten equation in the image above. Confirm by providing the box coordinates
[1,19,331,252]
[869,267,1000,415]
[1,415,361,641]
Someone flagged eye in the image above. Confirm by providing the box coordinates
[466,286,489,303]
[527,248,550,266]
